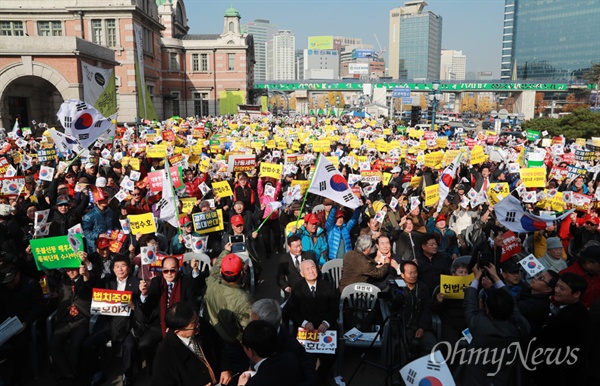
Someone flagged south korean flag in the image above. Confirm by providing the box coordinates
[307,155,360,209]
[56,99,114,149]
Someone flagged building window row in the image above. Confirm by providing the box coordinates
[192,53,210,72]
[38,21,62,36]
[1,21,24,36]
[92,19,118,47]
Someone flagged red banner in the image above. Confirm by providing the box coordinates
[501,231,522,262]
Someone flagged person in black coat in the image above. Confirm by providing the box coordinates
[277,235,317,295]
[284,259,339,384]
[238,320,300,386]
[531,272,592,386]
[151,302,231,386]
[463,265,530,386]
[49,264,93,385]
[84,254,144,385]
[251,299,320,386]
[48,192,90,237]
[138,256,204,371]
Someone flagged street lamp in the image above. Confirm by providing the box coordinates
[325,100,330,116]
[359,94,365,113]
[336,95,340,117]
[429,80,442,130]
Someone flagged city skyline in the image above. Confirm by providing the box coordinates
[185,0,505,77]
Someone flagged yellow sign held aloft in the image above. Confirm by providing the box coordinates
[128,213,157,235]
[425,184,440,206]
[212,180,234,198]
[440,273,475,299]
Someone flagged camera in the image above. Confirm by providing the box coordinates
[229,234,246,253]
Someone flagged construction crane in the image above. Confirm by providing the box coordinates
[373,33,386,60]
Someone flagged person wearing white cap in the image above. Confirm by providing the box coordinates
[390,166,403,186]
[79,162,97,185]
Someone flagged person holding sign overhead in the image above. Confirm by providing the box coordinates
[257,175,283,256]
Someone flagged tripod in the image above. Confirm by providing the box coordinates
[346,311,413,386]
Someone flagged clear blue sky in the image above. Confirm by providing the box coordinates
[184,0,505,77]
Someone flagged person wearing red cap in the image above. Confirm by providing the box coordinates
[171,216,201,255]
[204,253,253,375]
[288,213,328,266]
[568,212,600,257]
[85,237,116,283]
[426,213,460,260]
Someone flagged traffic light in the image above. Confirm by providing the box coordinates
[410,106,421,127]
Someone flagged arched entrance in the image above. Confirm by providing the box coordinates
[1,76,64,135]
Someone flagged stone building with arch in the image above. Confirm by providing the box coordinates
[0,0,254,130]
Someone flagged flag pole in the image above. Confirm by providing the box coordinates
[163,157,182,236]
[295,154,320,228]
[255,210,274,233]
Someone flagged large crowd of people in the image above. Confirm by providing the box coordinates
[0,113,599,386]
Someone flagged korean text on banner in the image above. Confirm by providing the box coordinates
[180,197,196,214]
[127,212,157,235]
[296,329,337,354]
[440,273,474,299]
[470,145,486,165]
[91,288,132,317]
[31,234,83,271]
[520,168,546,188]
[260,162,283,179]
[192,209,224,234]
[424,184,440,206]
[211,180,234,198]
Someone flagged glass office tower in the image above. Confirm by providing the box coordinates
[501,0,600,81]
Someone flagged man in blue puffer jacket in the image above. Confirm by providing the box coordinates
[325,206,361,260]
[82,189,114,253]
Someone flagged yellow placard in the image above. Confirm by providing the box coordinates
[440,273,475,299]
[286,219,305,235]
[424,151,444,168]
[128,212,157,235]
[212,180,234,198]
[146,145,167,158]
[312,140,330,153]
[443,150,461,166]
[325,156,339,166]
[349,139,362,149]
[408,129,424,139]
[576,138,586,146]
[382,172,392,186]
[180,197,196,215]
[470,145,487,165]
[193,209,225,234]
[520,168,546,188]
[291,142,301,151]
[291,180,309,195]
[266,140,276,149]
[260,162,283,179]
[436,137,448,149]
[199,159,211,173]
[129,158,140,171]
[487,183,510,206]
[409,176,422,188]
[425,184,439,206]
[547,191,565,211]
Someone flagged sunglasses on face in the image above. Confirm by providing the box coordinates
[161,269,178,274]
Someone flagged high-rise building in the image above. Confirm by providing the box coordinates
[501,0,600,81]
[440,49,466,81]
[244,19,279,81]
[295,49,304,80]
[388,0,442,80]
[266,30,295,81]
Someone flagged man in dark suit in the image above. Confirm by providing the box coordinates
[152,302,231,386]
[101,254,143,386]
[138,256,203,371]
[531,272,591,385]
[277,234,317,295]
[238,320,300,386]
[284,259,339,384]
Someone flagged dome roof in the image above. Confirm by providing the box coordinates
[224,6,240,18]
